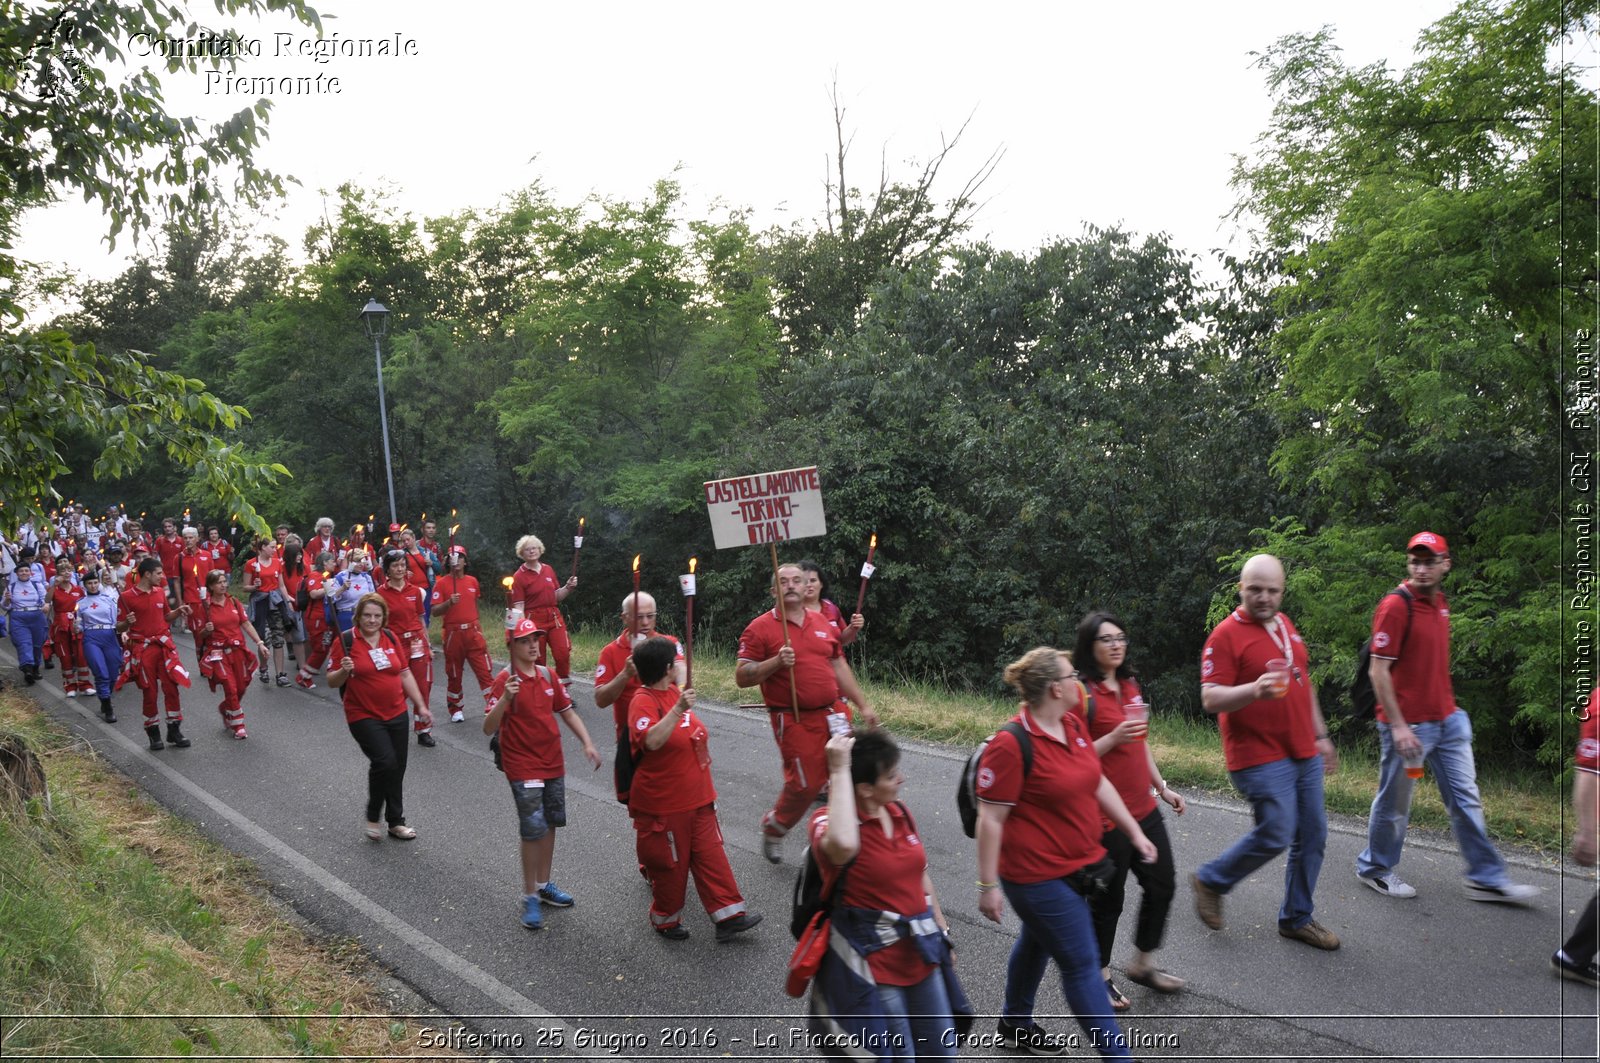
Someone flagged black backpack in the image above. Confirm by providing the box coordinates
[1349,587,1415,719]
[790,801,915,938]
[955,692,1095,838]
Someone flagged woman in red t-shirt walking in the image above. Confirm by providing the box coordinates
[198,569,268,739]
[328,594,433,840]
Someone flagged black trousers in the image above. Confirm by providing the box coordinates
[1564,893,1598,964]
[348,711,410,826]
[1090,805,1176,967]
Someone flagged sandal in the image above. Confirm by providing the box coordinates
[1126,967,1186,994]
[1106,979,1131,1011]
[364,821,383,841]
[387,824,417,841]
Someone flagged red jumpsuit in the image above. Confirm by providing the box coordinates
[49,581,89,694]
[123,584,184,724]
[199,595,254,736]
[511,562,572,679]
[377,581,433,733]
[299,571,335,680]
[433,573,493,713]
[627,685,748,933]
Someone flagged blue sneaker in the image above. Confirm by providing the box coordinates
[538,883,575,908]
[520,895,543,930]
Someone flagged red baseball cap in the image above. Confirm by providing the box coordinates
[1407,530,1449,555]
[509,618,547,641]
[449,544,468,558]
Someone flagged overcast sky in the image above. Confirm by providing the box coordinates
[21,0,1529,291]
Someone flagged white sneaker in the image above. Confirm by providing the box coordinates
[65,690,77,698]
[449,710,465,723]
[1358,871,1418,899]
[1466,881,1540,905]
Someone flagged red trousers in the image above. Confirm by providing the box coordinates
[529,608,572,679]
[202,644,253,731]
[51,624,90,693]
[633,804,747,931]
[399,631,433,732]
[764,702,853,834]
[133,640,182,723]
[303,621,335,673]
[443,623,493,710]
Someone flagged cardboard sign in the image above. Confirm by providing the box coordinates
[704,467,827,549]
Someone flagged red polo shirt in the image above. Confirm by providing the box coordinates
[1370,584,1456,725]
[810,801,935,986]
[737,608,842,710]
[975,708,1106,883]
[341,630,407,724]
[179,547,215,603]
[1201,608,1318,771]
[491,663,573,780]
[596,631,683,735]
[1577,689,1599,775]
[244,555,282,594]
[511,563,562,613]
[431,574,481,625]
[376,581,428,639]
[626,685,715,815]
[122,584,170,639]
[1084,676,1156,821]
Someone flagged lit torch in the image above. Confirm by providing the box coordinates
[854,532,878,616]
[631,553,641,609]
[572,516,585,576]
[680,557,697,688]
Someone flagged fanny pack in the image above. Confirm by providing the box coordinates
[1065,855,1117,898]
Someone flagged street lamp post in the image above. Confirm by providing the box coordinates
[360,299,399,529]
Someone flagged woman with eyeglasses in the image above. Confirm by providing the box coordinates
[975,646,1156,1059]
[1074,612,1186,1012]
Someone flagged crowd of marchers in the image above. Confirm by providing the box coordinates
[4,513,1596,1061]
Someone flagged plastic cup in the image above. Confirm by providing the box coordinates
[1403,753,1425,779]
[1265,658,1291,699]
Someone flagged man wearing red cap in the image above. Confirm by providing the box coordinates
[1355,531,1539,904]
[433,546,494,720]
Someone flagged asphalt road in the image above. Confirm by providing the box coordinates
[5,635,1597,1062]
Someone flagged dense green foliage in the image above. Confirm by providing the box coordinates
[13,0,1595,772]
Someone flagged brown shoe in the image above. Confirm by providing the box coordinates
[1191,872,1223,930]
[1279,919,1340,950]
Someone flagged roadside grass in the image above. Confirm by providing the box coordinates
[563,625,1566,854]
[0,691,455,1061]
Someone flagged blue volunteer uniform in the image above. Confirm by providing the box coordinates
[6,563,51,681]
[77,585,123,703]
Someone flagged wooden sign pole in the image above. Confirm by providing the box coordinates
[770,541,799,720]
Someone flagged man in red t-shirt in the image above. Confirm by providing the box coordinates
[1355,531,1537,904]
[205,526,234,571]
[177,528,215,651]
[119,557,192,751]
[484,617,601,931]
[736,563,877,864]
[594,592,683,802]
[1191,553,1339,950]
[433,546,494,718]
[153,519,184,608]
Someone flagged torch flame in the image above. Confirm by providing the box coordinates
[632,554,641,573]
[501,576,514,590]
[579,516,586,530]
[870,533,877,549]
[689,557,697,574]
[450,524,460,536]
[451,508,457,518]
[421,512,427,521]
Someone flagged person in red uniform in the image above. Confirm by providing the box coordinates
[1355,530,1538,903]
[177,526,215,653]
[977,646,1156,1059]
[307,518,342,566]
[1074,611,1186,1009]
[206,525,234,571]
[243,536,288,686]
[510,534,576,681]
[627,635,760,942]
[296,550,338,687]
[484,617,602,930]
[1552,688,1600,986]
[594,593,683,746]
[153,518,184,608]
[119,557,192,751]
[797,559,864,646]
[433,546,493,720]
[378,549,436,746]
[809,730,961,1056]
[46,557,88,695]
[1192,553,1340,950]
[329,593,432,841]
[736,562,877,864]
[197,569,267,739]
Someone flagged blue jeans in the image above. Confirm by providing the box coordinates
[1356,710,1508,887]
[1196,754,1327,929]
[877,968,956,1061]
[1001,876,1131,1060]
